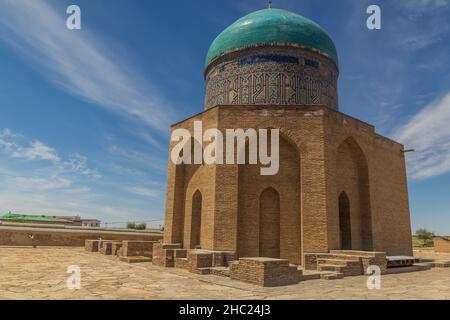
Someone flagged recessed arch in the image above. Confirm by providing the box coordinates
[336,136,373,251]
[259,187,281,258]
[237,131,302,264]
[339,191,352,250]
[190,190,203,249]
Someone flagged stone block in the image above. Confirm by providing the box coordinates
[230,257,299,287]
[85,240,100,252]
[152,243,182,267]
[120,241,157,258]
[99,241,122,255]
[111,242,123,256]
[212,251,236,267]
[187,250,213,270]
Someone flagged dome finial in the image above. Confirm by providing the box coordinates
[268,0,272,9]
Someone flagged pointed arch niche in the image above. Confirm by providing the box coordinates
[336,137,372,251]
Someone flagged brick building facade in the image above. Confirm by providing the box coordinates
[163,8,413,267]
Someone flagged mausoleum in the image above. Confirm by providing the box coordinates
[161,8,413,277]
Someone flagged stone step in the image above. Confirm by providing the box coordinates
[210,267,231,277]
[299,270,321,281]
[325,254,361,261]
[318,263,363,276]
[386,264,431,274]
[330,250,385,257]
[174,257,189,269]
[311,253,361,261]
[320,272,344,280]
[431,261,450,268]
[317,258,361,266]
[318,264,346,272]
[119,256,152,264]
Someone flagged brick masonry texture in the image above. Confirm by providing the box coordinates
[100,241,122,255]
[305,250,388,275]
[434,238,450,253]
[85,240,100,252]
[164,105,413,266]
[120,241,157,258]
[152,243,182,268]
[0,225,162,247]
[230,257,299,287]
[111,242,123,256]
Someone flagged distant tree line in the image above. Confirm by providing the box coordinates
[126,222,147,231]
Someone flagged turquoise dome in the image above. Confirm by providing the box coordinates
[206,8,338,68]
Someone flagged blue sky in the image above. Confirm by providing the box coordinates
[0,0,449,233]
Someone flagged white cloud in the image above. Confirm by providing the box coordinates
[108,163,147,178]
[106,140,166,172]
[11,176,73,191]
[0,129,100,179]
[0,128,99,192]
[403,0,449,13]
[0,129,61,163]
[0,128,163,223]
[0,128,16,138]
[0,0,173,132]
[62,153,100,179]
[394,91,450,180]
[125,187,161,199]
[12,141,61,162]
[387,1,450,51]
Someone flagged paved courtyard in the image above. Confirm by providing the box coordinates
[0,247,449,300]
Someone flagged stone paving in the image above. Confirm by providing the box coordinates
[0,247,450,300]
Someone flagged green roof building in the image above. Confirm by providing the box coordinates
[0,213,68,224]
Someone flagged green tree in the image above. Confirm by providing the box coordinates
[135,223,147,231]
[416,228,435,247]
[126,222,136,230]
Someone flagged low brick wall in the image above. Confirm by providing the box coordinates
[434,237,450,253]
[230,257,299,287]
[111,242,123,256]
[152,243,182,267]
[120,241,157,258]
[85,240,100,252]
[0,225,162,247]
[187,251,213,269]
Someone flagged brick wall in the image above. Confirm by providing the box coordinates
[323,110,413,256]
[164,110,219,250]
[0,225,162,247]
[434,238,450,253]
[230,257,299,287]
[164,105,413,266]
[121,241,157,257]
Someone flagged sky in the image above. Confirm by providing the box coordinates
[0,0,449,233]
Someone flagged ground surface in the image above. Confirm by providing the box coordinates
[414,248,450,261]
[0,247,450,300]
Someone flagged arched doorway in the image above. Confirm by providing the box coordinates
[336,137,373,251]
[190,190,202,248]
[339,191,352,250]
[259,188,280,258]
